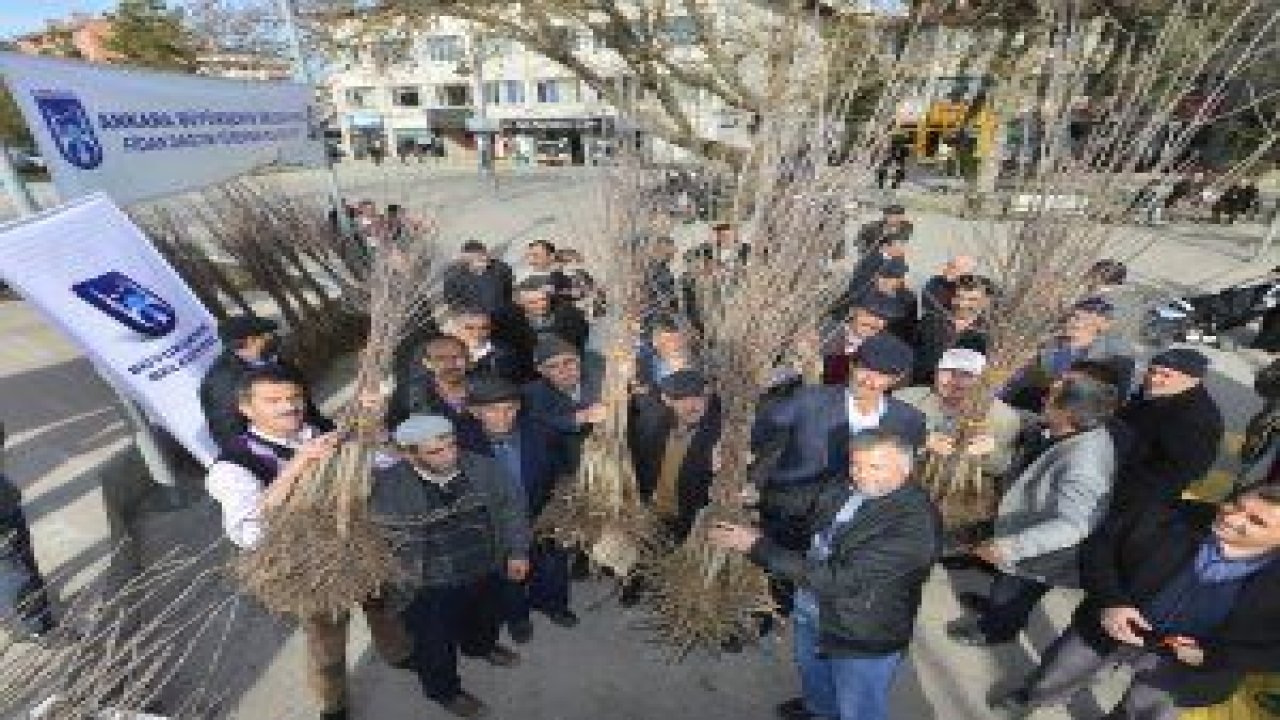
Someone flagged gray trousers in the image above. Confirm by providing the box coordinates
[1025,628,1189,720]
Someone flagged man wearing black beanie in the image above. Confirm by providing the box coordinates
[1112,348,1223,513]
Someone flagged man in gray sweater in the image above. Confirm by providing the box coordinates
[371,414,531,719]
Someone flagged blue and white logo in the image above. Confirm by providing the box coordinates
[72,272,177,338]
[34,90,103,170]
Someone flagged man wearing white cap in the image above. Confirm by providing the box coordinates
[370,414,532,718]
[896,348,1023,480]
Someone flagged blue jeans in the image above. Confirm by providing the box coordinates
[793,610,902,720]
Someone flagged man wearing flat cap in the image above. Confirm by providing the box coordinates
[198,314,332,448]
[370,414,531,719]
[754,334,926,614]
[629,369,723,542]
[521,337,607,471]
[1110,348,1223,514]
[1003,297,1135,413]
[820,293,907,386]
[468,377,577,643]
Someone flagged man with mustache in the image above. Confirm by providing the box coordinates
[205,367,412,720]
[199,314,332,448]
[992,486,1280,720]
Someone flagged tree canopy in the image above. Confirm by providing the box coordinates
[106,0,200,71]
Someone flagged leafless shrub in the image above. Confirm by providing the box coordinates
[0,546,242,719]
[134,180,371,379]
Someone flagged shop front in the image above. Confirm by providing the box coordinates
[501,117,616,166]
[345,111,385,160]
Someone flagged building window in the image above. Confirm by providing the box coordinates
[536,78,580,104]
[345,86,377,108]
[423,35,464,63]
[436,84,472,107]
[481,38,515,57]
[484,80,525,105]
[392,86,422,107]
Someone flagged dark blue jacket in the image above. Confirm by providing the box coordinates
[476,415,569,517]
[753,385,926,488]
[520,359,604,472]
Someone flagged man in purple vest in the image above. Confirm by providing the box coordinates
[205,367,412,720]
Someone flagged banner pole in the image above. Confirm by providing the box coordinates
[0,142,180,488]
[276,0,346,221]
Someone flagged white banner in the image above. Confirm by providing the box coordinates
[0,52,324,205]
[0,194,221,464]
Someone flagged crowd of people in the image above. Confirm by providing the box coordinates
[186,200,1280,720]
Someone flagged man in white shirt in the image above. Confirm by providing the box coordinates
[205,366,411,720]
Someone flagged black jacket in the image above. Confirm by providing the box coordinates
[441,260,514,314]
[1111,384,1223,513]
[384,372,487,452]
[750,482,942,657]
[370,452,531,589]
[493,303,590,370]
[627,393,722,539]
[1074,500,1280,707]
[198,351,332,449]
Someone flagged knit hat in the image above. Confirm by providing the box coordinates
[1148,348,1210,379]
[936,348,987,375]
[461,240,487,254]
[883,204,906,215]
[468,377,522,406]
[393,414,454,445]
[218,315,277,342]
[855,334,914,376]
[533,336,578,365]
[659,369,707,399]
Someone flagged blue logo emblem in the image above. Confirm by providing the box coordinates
[34,90,103,170]
[72,272,177,338]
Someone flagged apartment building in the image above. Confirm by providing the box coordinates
[323,14,758,164]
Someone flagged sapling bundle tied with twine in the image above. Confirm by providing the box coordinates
[535,159,663,578]
[640,9,941,655]
[233,213,443,618]
[916,0,1280,526]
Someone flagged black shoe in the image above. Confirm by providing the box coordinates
[509,618,533,644]
[541,608,579,628]
[319,709,348,720]
[776,697,818,720]
[480,644,520,668]
[619,581,642,608]
[721,635,744,654]
[440,691,489,718]
[987,689,1033,718]
[946,618,1013,646]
